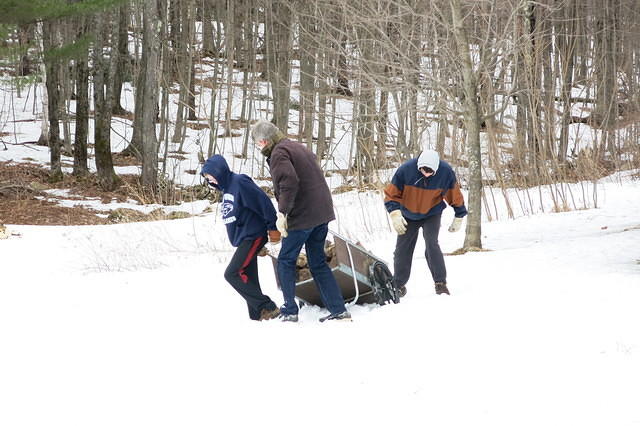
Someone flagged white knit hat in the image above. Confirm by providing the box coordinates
[417,149,440,173]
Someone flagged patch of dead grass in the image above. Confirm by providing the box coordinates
[0,160,206,225]
[0,198,108,225]
[185,121,210,130]
[112,152,142,167]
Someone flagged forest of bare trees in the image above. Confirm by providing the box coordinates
[1,0,639,248]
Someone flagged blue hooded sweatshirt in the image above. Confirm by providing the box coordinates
[201,155,277,247]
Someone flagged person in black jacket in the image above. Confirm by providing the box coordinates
[201,155,281,321]
[251,120,350,323]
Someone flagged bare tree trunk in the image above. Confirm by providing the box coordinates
[540,9,555,163]
[122,3,145,159]
[141,0,161,192]
[316,29,328,161]
[525,0,543,176]
[42,19,63,182]
[353,12,376,182]
[240,0,256,158]
[299,6,316,149]
[112,2,130,115]
[355,81,375,181]
[159,1,171,176]
[38,63,49,147]
[73,16,90,176]
[377,87,389,165]
[393,90,408,159]
[207,9,223,158]
[557,0,577,163]
[406,4,421,155]
[92,12,119,190]
[511,0,541,183]
[450,0,482,249]
[59,42,73,156]
[202,0,215,56]
[187,0,198,122]
[173,0,194,151]
[187,57,197,121]
[594,0,620,159]
[224,0,235,138]
[17,24,33,78]
[265,0,292,129]
[336,37,352,97]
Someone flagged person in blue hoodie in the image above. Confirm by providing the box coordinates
[201,155,281,321]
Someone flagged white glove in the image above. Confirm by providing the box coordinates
[276,212,288,238]
[389,210,407,235]
[448,216,464,232]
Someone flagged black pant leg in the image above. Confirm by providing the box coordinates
[422,214,447,283]
[392,219,422,288]
[244,254,277,314]
[224,236,276,320]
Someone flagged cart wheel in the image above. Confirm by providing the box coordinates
[369,261,398,305]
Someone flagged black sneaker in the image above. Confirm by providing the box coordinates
[279,313,299,322]
[319,311,352,322]
[435,282,450,295]
[396,285,407,298]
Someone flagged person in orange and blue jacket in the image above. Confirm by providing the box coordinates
[201,155,281,321]
[384,149,467,296]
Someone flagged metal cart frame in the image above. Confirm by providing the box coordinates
[270,230,399,306]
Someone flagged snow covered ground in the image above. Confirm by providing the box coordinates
[2,46,639,426]
[1,173,639,426]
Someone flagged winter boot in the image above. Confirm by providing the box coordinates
[396,285,407,298]
[278,313,299,322]
[319,311,352,322]
[435,282,450,295]
[259,307,280,321]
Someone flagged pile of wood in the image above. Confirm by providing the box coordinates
[295,241,337,282]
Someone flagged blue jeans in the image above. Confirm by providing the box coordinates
[277,223,347,315]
